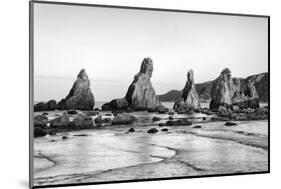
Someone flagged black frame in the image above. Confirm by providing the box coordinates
[29,1,270,188]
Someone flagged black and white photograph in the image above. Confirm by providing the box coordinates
[31,1,269,188]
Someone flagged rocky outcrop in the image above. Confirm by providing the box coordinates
[101,98,128,111]
[34,115,48,128]
[50,114,70,127]
[112,113,136,125]
[210,68,233,109]
[210,68,260,110]
[159,72,268,103]
[34,100,57,112]
[174,70,201,113]
[125,58,162,110]
[58,69,95,110]
[232,78,259,109]
[71,115,95,128]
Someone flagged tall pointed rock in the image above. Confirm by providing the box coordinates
[210,68,233,109]
[173,70,201,113]
[58,69,95,110]
[125,57,161,110]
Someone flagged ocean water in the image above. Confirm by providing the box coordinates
[33,113,268,186]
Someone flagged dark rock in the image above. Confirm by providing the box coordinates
[42,112,48,115]
[62,136,68,140]
[128,128,135,132]
[112,114,136,125]
[48,131,56,135]
[147,128,158,133]
[161,128,168,132]
[85,111,99,116]
[58,69,95,110]
[202,117,206,121]
[34,127,47,138]
[112,110,125,116]
[166,119,192,126]
[193,125,202,129]
[94,116,103,123]
[147,108,157,112]
[101,98,128,111]
[168,112,175,115]
[105,113,113,116]
[50,114,70,127]
[152,116,161,121]
[168,116,174,120]
[67,110,78,115]
[225,121,237,126]
[47,100,57,110]
[158,123,166,127]
[74,134,88,137]
[34,115,48,128]
[94,108,101,111]
[34,102,48,112]
[156,105,169,114]
[71,115,95,128]
[125,58,161,110]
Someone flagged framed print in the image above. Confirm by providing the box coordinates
[29,1,270,188]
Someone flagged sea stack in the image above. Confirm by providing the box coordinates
[210,68,259,110]
[210,68,233,109]
[173,70,201,113]
[58,69,95,110]
[125,58,162,110]
[102,58,168,112]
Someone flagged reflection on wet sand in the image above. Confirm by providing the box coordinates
[34,120,268,186]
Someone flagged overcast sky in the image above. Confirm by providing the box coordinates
[34,3,268,101]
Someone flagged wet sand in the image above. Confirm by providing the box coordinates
[33,119,268,186]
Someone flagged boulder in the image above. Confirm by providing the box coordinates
[225,121,237,126]
[71,115,95,128]
[58,69,95,110]
[161,128,169,132]
[85,111,99,116]
[156,105,169,114]
[34,102,48,112]
[112,113,136,125]
[125,58,162,110]
[101,98,129,111]
[128,128,135,132]
[152,117,161,121]
[94,116,103,124]
[50,114,70,127]
[166,119,192,126]
[67,110,78,115]
[47,100,57,110]
[34,127,47,138]
[147,128,158,133]
[34,115,48,128]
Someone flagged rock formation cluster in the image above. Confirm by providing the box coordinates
[210,68,259,110]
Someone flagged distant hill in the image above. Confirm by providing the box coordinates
[158,72,268,103]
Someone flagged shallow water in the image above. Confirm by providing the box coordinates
[33,116,268,186]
